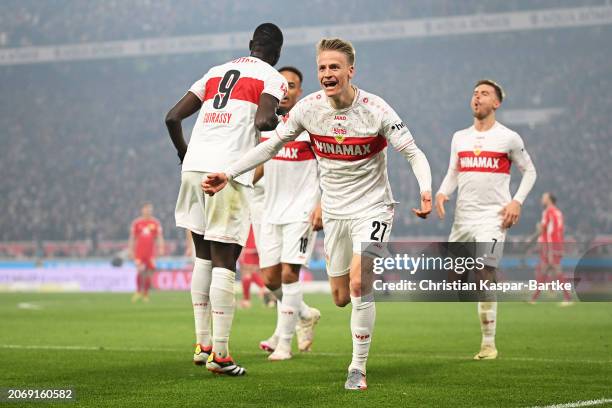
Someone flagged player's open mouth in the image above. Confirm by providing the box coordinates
[323,80,338,90]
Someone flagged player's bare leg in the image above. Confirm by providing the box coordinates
[474,266,498,360]
[240,265,255,309]
[330,254,375,390]
[190,232,213,365]
[206,241,246,375]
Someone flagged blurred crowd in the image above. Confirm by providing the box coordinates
[0,2,610,257]
[0,0,606,47]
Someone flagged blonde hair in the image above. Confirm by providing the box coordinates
[316,38,356,66]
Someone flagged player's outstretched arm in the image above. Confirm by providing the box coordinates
[165,92,202,162]
[202,173,229,195]
[201,134,291,196]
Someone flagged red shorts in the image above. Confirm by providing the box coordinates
[135,257,156,271]
[239,249,259,266]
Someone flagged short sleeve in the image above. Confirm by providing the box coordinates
[262,70,288,102]
[188,74,208,102]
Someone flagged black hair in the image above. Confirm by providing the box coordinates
[278,66,303,85]
[252,23,283,49]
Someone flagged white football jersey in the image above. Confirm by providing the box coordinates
[260,117,320,224]
[182,56,288,186]
[274,88,421,219]
[438,121,536,224]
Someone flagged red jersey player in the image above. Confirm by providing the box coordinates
[238,225,267,309]
[531,192,571,304]
[129,203,164,302]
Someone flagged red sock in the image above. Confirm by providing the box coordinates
[136,274,143,292]
[531,267,543,301]
[557,273,571,301]
[251,271,265,288]
[242,274,252,301]
[143,275,151,296]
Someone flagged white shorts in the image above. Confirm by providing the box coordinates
[323,206,394,278]
[448,223,506,268]
[175,171,251,246]
[250,194,264,249]
[258,222,317,268]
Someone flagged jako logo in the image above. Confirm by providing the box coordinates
[334,115,347,121]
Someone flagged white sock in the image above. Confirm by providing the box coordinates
[277,281,302,350]
[478,301,497,347]
[209,267,236,358]
[272,300,282,338]
[271,287,283,301]
[269,287,283,339]
[299,301,312,320]
[191,258,212,347]
[349,295,375,374]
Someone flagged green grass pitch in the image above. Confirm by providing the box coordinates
[0,292,610,407]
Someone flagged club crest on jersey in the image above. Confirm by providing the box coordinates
[333,126,347,143]
[473,144,483,156]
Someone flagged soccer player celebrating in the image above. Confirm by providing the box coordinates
[254,66,323,360]
[530,192,571,305]
[128,202,164,303]
[435,79,537,360]
[165,23,288,376]
[203,38,432,390]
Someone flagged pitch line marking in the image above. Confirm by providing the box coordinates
[0,344,610,365]
[528,398,612,408]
